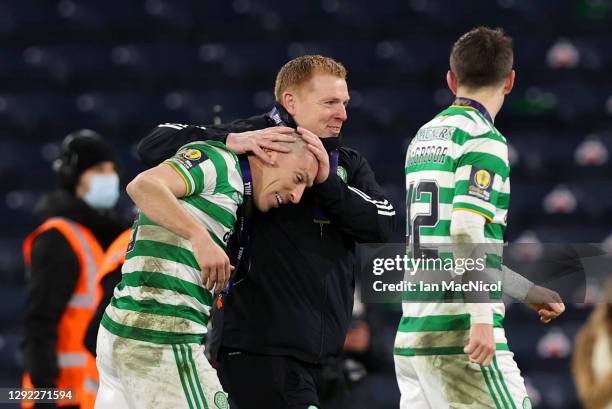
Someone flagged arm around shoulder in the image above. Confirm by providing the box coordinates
[137,123,228,167]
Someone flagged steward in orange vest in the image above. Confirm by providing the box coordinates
[81,229,132,409]
[21,130,128,409]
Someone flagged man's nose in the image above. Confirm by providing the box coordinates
[336,104,347,121]
[289,185,306,204]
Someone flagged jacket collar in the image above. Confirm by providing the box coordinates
[267,103,297,128]
[266,104,343,152]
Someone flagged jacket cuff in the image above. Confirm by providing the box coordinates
[188,126,229,143]
[207,128,231,143]
[311,173,343,201]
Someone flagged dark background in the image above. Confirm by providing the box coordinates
[1,1,611,407]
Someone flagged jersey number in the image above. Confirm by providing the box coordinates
[406,181,440,259]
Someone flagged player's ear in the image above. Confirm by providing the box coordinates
[503,70,515,95]
[263,149,280,163]
[282,91,297,116]
[446,71,458,95]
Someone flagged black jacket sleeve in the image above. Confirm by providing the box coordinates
[83,267,122,356]
[311,148,396,243]
[137,123,230,167]
[23,229,79,388]
[137,116,268,167]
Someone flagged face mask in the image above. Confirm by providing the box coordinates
[83,174,120,209]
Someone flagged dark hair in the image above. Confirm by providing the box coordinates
[450,26,513,88]
[53,129,118,193]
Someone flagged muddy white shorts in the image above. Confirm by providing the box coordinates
[394,351,532,409]
[95,325,228,409]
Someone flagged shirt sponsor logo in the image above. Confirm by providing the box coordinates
[183,149,202,160]
[180,148,207,169]
[468,167,494,202]
[474,169,491,189]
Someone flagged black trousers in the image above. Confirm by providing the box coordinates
[217,348,346,409]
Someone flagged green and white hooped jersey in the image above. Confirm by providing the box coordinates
[395,105,511,356]
[102,140,244,345]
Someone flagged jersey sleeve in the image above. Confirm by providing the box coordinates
[163,142,213,197]
[452,134,509,222]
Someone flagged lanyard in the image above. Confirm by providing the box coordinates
[452,97,493,124]
[217,157,253,307]
[235,157,253,273]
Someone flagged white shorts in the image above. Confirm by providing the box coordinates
[394,352,531,409]
[95,325,228,409]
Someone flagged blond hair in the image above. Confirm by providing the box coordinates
[274,55,347,102]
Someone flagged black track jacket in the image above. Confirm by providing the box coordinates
[137,106,396,363]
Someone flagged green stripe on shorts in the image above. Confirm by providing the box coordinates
[494,356,517,409]
[173,344,196,409]
[488,365,510,409]
[186,344,209,409]
[180,343,202,409]
[481,365,502,409]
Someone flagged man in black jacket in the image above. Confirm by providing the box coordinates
[137,55,395,409]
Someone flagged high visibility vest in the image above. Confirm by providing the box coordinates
[81,229,132,409]
[22,217,105,408]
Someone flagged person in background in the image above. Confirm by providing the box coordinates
[572,277,612,409]
[21,130,129,409]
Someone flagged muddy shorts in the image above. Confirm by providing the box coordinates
[394,352,532,409]
[95,326,228,409]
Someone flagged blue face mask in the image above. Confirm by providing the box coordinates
[83,174,120,209]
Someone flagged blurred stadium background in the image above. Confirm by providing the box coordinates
[1,0,612,408]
